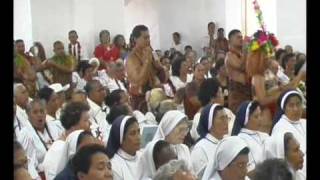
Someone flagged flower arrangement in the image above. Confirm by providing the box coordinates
[245,0,279,58]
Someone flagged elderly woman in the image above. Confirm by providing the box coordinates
[191,103,229,177]
[153,159,196,180]
[17,99,60,178]
[271,90,306,176]
[152,110,192,169]
[106,115,141,180]
[137,139,177,179]
[202,136,250,180]
[231,100,271,178]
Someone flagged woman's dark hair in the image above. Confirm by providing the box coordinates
[80,62,93,78]
[198,78,221,106]
[105,89,125,107]
[113,34,125,47]
[60,102,90,130]
[106,116,137,158]
[275,49,287,62]
[106,104,130,124]
[131,25,148,39]
[272,90,303,132]
[197,104,224,139]
[72,144,107,175]
[218,28,224,32]
[231,100,260,135]
[294,59,305,76]
[171,56,186,76]
[99,30,110,44]
[38,86,54,103]
[76,131,93,150]
[76,61,91,76]
[33,42,46,61]
[153,140,171,166]
[284,132,294,159]
[252,158,293,180]
[208,22,215,28]
[172,32,180,38]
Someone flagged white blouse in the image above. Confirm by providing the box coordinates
[169,74,193,90]
[111,149,141,180]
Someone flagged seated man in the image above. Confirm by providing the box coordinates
[106,59,128,93]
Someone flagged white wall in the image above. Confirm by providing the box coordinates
[276,0,306,53]
[30,0,125,58]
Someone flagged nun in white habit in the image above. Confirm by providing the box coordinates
[231,100,271,174]
[17,99,60,173]
[271,90,306,175]
[152,110,192,170]
[191,103,228,177]
[106,115,142,180]
[202,136,250,180]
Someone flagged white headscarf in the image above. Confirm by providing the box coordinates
[137,139,162,179]
[202,136,248,180]
[56,130,84,174]
[153,110,187,140]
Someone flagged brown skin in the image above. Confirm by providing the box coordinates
[100,33,110,45]
[88,81,107,107]
[210,109,229,140]
[78,152,113,180]
[173,170,197,180]
[28,102,46,132]
[173,34,181,45]
[15,85,29,109]
[200,59,211,75]
[165,121,189,145]
[212,87,225,105]
[220,154,249,180]
[154,146,177,170]
[119,92,130,105]
[194,64,206,83]
[284,96,303,121]
[208,23,216,36]
[69,32,78,45]
[286,138,304,170]
[14,149,28,169]
[14,168,33,180]
[45,42,74,73]
[46,92,60,118]
[77,111,92,132]
[179,61,189,82]
[284,57,296,79]
[15,42,26,54]
[121,122,141,156]
[245,106,262,131]
[71,93,87,104]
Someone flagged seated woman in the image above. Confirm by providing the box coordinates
[191,103,228,177]
[231,100,271,178]
[271,89,306,176]
[246,31,305,134]
[152,110,192,169]
[17,99,60,178]
[170,56,193,91]
[137,139,177,180]
[107,34,129,61]
[94,30,112,70]
[54,130,97,180]
[72,62,94,91]
[106,115,141,180]
[202,136,250,180]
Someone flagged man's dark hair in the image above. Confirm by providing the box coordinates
[171,56,186,76]
[131,25,148,39]
[198,78,221,106]
[106,104,130,124]
[214,58,225,72]
[282,53,296,69]
[68,30,78,36]
[200,56,209,64]
[84,80,100,95]
[53,41,63,48]
[184,45,192,51]
[76,131,93,150]
[253,158,293,180]
[275,49,287,62]
[60,102,90,130]
[105,89,125,107]
[80,62,93,77]
[38,86,55,103]
[228,29,241,40]
[208,22,215,28]
[172,32,180,38]
[72,144,107,175]
[218,28,224,32]
[15,39,24,44]
[153,140,171,165]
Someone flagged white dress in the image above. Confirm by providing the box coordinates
[111,149,141,180]
[238,128,270,172]
[191,134,219,176]
[172,144,192,171]
[169,74,193,90]
[272,115,306,176]
[14,105,32,137]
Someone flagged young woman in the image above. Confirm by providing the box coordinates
[106,115,141,180]
[170,56,193,91]
[191,103,228,177]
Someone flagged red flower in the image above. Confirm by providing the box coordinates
[269,34,279,46]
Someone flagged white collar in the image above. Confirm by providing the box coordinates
[87,97,106,111]
[117,148,137,161]
[282,114,302,125]
[16,105,26,113]
[46,114,55,121]
[241,128,259,135]
[206,133,220,144]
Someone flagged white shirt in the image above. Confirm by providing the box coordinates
[171,42,185,53]
[111,149,141,180]
[238,128,270,172]
[172,144,192,171]
[14,105,32,137]
[87,98,110,145]
[191,134,220,176]
[272,115,306,176]
[93,70,109,88]
[169,74,193,90]
[69,42,88,61]
[106,76,127,93]
[36,72,50,89]
[46,114,65,138]
[17,121,60,172]
[72,72,87,90]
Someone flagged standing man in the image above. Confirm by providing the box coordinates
[202,22,216,57]
[126,25,165,113]
[214,28,229,54]
[225,29,251,113]
[68,30,88,64]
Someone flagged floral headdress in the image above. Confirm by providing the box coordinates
[245,0,279,58]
